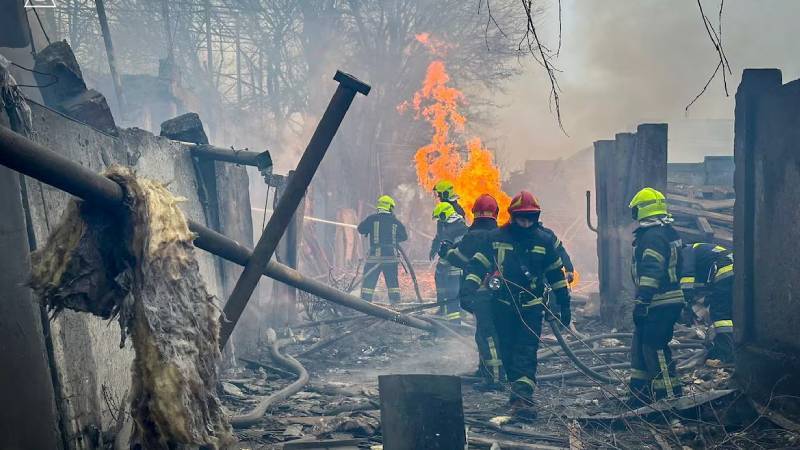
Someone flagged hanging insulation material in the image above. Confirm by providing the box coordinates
[30,165,232,449]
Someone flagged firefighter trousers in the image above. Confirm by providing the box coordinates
[493,301,543,400]
[463,291,505,384]
[707,277,734,363]
[435,262,462,323]
[629,305,683,404]
[360,260,401,304]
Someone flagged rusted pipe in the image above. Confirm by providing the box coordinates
[586,190,598,233]
[220,70,371,347]
[292,300,448,330]
[190,145,272,172]
[0,126,435,334]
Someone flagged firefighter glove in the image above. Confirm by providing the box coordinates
[438,240,453,258]
[429,247,437,261]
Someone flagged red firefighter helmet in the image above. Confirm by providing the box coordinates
[472,194,499,219]
[508,191,542,215]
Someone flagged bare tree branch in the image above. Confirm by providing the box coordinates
[686,0,732,112]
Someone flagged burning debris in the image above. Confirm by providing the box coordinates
[30,166,232,448]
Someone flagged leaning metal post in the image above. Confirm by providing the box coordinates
[0,125,435,334]
[219,71,371,347]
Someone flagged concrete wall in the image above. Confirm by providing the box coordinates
[733,69,800,415]
[668,156,734,187]
[16,102,252,447]
[668,163,706,186]
[594,124,667,328]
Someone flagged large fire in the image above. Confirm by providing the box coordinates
[401,34,511,223]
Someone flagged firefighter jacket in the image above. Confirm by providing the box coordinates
[540,225,574,273]
[631,219,685,308]
[430,215,469,260]
[448,199,466,218]
[357,211,408,262]
[461,223,570,308]
[444,217,497,270]
[679,243,734,300]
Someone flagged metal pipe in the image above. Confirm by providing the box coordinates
[94,0,127,116]
[220,71,371,347]
[0,126,435,334]
[190,145,272,171]
[586,190,598,233]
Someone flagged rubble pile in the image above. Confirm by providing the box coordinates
[218,309,799,449]
[667,183,734,247]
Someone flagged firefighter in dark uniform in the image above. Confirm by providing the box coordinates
[440,194,504,386]
[357,195,408,304]
[627,187,685,406]
[680,243,735,363]
[461,191,571,417]
[539,224,576,285]
[433,180,466,217]
[430,201,468,323]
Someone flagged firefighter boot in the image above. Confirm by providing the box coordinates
[509,377,538,419]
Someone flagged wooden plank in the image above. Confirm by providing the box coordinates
[668,193,735,211]
[568,420,584,450]
[671,205,733,225]
[696,217,715,239]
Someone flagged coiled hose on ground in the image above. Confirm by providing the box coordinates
[230,330,310,428]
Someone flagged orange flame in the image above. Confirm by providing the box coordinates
[401,38,511,223]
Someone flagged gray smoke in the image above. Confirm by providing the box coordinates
[491,0,800,166]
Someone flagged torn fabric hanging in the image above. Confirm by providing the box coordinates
[30,165,232,449]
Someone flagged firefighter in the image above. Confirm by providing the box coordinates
[627,187,685,406]
[431,201,468,323]
[680,243,735,364]
[439,194,504,386]
[433,180,466,218]
[539,224,576,284]
[357,195,408,304]
[461,191,571,417]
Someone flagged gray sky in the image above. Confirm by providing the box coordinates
[492,0,800,166]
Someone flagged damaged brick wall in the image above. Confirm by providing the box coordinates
[20,102,252,447]
[733,69,800,415]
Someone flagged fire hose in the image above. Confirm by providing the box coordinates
[230,329,310,428]
[547,319,621,384]
[397,244,425,303]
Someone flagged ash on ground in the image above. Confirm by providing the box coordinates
[219,303,800,449]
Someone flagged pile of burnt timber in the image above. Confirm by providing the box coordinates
[667,182,733,246]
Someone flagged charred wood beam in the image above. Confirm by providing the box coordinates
[219,71,371,347]
[0,125,436,334]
